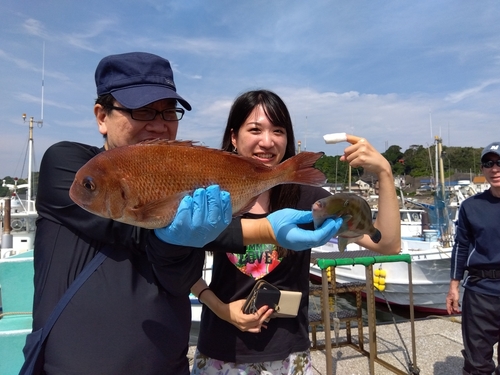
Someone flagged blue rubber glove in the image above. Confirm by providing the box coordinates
[266,208,343,251]
[154,185,232,247]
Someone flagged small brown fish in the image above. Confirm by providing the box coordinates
[312,193,381,252]
[69,139,327,229]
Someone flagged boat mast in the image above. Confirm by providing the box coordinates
[22,42,45,208]
[21,115,42,208]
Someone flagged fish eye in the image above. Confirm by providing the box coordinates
[82,177,96,191]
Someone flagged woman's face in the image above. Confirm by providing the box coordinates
[231,105,287,167]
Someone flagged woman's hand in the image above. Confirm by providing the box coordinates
[220,299,274,333]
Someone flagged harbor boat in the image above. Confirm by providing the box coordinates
[1,185,37,259]
[0,115,41,374]
[310,234,455,314]
[1,114,40,259]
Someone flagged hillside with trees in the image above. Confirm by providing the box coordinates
[316,143,483,188]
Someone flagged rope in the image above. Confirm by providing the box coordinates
[379,290,420,375]
[0,311,32,319]
[426,315,461,324]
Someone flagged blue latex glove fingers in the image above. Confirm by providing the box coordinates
[307,217,344,246]
[205,185,232,226]
[171,194,193,228]
[267,208,343,251]
[191,187,207,228]
[154,185,232,247]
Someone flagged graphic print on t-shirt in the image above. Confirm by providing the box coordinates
[226,244,282,279]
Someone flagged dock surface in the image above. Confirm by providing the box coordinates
[189,316,498,374]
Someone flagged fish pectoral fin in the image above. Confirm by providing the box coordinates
[128,193,187,226]
[337,218,351,234]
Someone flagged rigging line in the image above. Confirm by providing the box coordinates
[380,289,420,375]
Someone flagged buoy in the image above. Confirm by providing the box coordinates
[374,267,387,291]
[326,267,333,282]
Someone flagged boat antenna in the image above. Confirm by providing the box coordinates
[41,41,45,121]
[20,43,45,205]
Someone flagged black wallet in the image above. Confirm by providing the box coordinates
[242,280,302,318]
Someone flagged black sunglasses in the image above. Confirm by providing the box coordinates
[481,160,500,168]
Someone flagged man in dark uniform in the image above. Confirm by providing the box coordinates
[447,141,500,375]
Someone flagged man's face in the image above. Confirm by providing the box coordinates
[481,153,500,188]
[94,99,179,149]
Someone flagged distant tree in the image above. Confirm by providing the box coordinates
[318,144,484,185]
[314,155,363,185]
[382,145,403,165]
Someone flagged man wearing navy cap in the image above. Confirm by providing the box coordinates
[22,52,342,375]
[447,141,500,375]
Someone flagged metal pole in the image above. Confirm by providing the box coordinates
[408,262,418,368]
[322,267,333,375]
[28,117,34,203]
[434,136,439,191]
[365,265,376,374]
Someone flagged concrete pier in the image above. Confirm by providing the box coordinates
[188,316,499,375]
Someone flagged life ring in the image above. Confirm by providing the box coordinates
[11,219,24,231]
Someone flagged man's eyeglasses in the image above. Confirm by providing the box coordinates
[109,106,185,121]
[481,160,500,168]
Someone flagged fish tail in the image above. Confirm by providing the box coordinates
[281,152,326,186]
[370,229,382,244]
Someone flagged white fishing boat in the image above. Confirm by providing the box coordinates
[1,114,40,259]
[0,113,43,374]
[1,186,37,259]
[310,234,455,314]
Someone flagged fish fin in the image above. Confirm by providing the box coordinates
[138,139,200,147]
[338,235,363,252]
[280,152,326,186]
[338,237,349,252]
[128,193,188,227]
[335,215,352,233]
[369,228,382,244]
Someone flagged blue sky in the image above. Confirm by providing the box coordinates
[1,1,500,179]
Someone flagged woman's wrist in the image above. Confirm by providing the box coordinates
[197,287,211,304]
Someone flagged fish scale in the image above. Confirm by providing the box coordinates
[70,139,327,229]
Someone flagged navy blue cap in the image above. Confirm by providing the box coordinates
[95,52,191,110]
[481,141,500,161]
